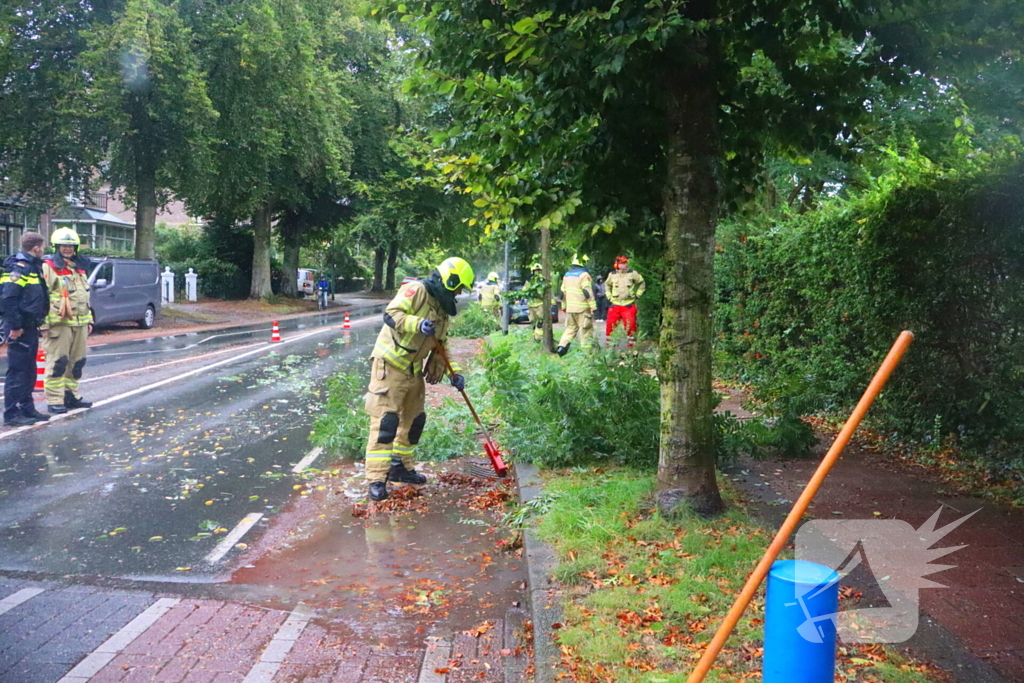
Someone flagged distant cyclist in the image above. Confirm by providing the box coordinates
[316,274,330,311]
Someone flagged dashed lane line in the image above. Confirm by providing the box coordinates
[57,597,180,683]
[241,603,312,683]
[291,446,323,473]
[0,587,45,616]
[204,512,265,564]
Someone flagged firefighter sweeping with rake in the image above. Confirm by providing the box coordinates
[363,257,474,502]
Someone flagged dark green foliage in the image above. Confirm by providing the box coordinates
[480,335,659,468]
[155,225,248,299]
[448,303,501,339]
[716,160,1024,458]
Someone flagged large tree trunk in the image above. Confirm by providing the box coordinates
[656,56,724,518]
[249,202,274,299]
[279,211,301,298]
[385,240,398,291]
[371,247,385,292]
[134,159,157,260]
[540,224,555,353]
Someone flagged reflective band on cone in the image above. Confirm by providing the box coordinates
[270,321,282,343]
[34,349,45,391]
[343,312,350,329]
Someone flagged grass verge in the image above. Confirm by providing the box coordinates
[532,468,947,683]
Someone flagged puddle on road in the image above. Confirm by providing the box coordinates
[230,460,526,649]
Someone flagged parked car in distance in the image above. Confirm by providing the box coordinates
[400,275,419,287]
[297,268,316,297]
[88,259,161,329]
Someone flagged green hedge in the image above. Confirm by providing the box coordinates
[715,161,1024,461]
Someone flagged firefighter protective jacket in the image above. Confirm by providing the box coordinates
[605,269,646,306]
[479,282,501,307]
[373,280,455,377]
[1,251,48,329]
[560,265,595,313]
[41,255,92,328]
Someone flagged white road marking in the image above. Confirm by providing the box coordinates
[0,327,328,442]
[79,340,266,383]
[291,446,323,473]
[0,587,45,616]
[418,637,453,683]
[241,603,312,683]
[57,597,180,682]
[204,512,264,564]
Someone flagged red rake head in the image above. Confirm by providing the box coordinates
[483,441,507,478]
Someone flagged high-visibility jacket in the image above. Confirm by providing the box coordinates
[372,280,455,376]
[605,269,646,306]
[560,265,595,313]
[479,282,500,307]
[41,256,92,328]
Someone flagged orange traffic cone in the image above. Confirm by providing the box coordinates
[343,312,351,329]
[270,321,282,343]
[34,349,46,391]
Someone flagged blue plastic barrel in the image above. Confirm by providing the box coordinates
[763,559,840,683]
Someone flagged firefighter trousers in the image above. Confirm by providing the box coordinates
[528,304,544,341]
[42,325,88,406]
[559,311,594,349]
[364,357,426,482]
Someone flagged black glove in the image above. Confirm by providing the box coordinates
[419,318,435,336]
[450,373,466,391]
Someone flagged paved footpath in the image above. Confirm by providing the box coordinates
[0,577,528,683]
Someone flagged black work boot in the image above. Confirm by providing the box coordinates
[4,414,38,427]
[369,481,389,501]
[556,344,570,356]
[23,407,49,422]
[389,460,427,485]
[47,404,68,415]
[64,392,93,409]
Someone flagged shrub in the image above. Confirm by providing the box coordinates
[480,334,660,468]
[449,302,501,338]
[716,159,1024,462]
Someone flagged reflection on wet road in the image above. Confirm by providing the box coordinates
[0,322,377,581]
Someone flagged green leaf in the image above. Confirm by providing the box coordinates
[512,17,537,34]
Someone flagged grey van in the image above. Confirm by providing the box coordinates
[87,259,161,329]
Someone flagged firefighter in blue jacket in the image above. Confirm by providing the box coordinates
[1,233,50,426]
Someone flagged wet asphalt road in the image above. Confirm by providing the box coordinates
[0,313,381,583]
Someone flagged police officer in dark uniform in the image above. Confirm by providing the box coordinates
[1,232,50,426]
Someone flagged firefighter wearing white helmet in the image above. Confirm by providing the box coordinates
[363,257,474,502]
[40,227,94,413]
[556,253,594,355]
[478,271,501,320]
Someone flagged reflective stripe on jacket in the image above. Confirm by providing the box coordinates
[560,266,595,313]
[372,281,451,375]
[1,252,48,329]
[606,270,645,306]
[42,258,92,327]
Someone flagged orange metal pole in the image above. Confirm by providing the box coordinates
[686,330,914,683]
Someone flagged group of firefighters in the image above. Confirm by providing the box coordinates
[364,253,644,501]
[477,255,646,353]
[1,228,93,427]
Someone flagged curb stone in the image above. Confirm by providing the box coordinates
[514,462,563,683]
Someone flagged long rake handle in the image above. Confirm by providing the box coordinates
[686,330,914,683]
[433,341,497,447]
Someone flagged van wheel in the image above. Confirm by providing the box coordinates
[139,305,155,329]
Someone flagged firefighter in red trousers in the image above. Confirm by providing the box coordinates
[604,255,645,348]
